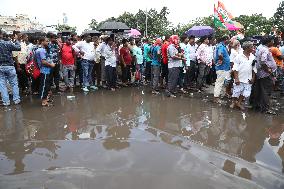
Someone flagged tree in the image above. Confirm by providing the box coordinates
[234,14,273,37]
[89,19,98,30]
[273,1,284,32]
[55,24,77,32]
[89,7,171,37]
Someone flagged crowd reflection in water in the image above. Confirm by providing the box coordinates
[0,88,284,176]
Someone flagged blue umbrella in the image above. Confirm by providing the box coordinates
[186,26,214,37]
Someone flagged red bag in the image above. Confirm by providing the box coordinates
[135,70,141,80]
[25,52,40,79]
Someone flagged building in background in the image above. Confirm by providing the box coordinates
[0,14,45,34]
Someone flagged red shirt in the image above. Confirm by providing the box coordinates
[120,47,132,65]
[161,42,169,64]
[61,44,75,65]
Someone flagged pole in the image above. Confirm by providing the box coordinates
[145,8,148,37]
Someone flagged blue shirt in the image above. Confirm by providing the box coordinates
[151,46,161,66]
[143,44,152,62]
[0,40,21,66]
[215,42,230,71]
[132,46,143,65]
[36,47,51,74]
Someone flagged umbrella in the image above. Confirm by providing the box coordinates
[128,28,141,37]
[21,29,44,34]
[225,23,240,31]
[186,26,214,37]
[98,21,130,32]
[82,30,101,36]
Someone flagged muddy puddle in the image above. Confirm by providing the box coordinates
[0,87,283,189]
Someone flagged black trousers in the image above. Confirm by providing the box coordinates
[145,61,152,81]
[93,63,101,86]
[188,60,198,85]
[50,63,60,89]
[105,65,117,88]
[251,76,273,112]
[161,63,168,84]
[17,64,29,91]
[39,73,51,100]
[122,64,131,83]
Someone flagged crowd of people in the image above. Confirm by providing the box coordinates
[0,29,282,114]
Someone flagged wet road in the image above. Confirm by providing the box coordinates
[0,87,284,189]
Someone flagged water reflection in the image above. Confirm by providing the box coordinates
[0,88,284,186]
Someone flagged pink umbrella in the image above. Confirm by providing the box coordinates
[129,28,141,36]
[225,23,241,31]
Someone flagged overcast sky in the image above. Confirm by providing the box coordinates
[0,0,282,33]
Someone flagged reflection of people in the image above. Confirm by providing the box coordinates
[102,126,130,150]
[238,168,252,180]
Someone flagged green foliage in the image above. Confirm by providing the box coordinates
[55,24,77,32]
[89,19,98,30]
[234,14,273,37]
[88,3,283,38]
[273,1,284,32]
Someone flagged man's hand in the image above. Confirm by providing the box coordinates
[50,63,56,68]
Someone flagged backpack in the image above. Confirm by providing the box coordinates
[25,46,40,79]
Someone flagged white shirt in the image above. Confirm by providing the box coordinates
[13,41,28,64]
[189,44,197,62]
[196,43,212,65]
[168,44,182,68]
[232,53,257,84]
[230,48,242,63]
[73,41,95,61]
[180,43,191,66]
[96,42,107,57]
[104,45,117,67]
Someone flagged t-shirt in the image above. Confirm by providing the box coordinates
[132,46,143,65]
[215,42,230,71]
[168,44,182,68]
[232,53,257,84]
[270,47,283,67]
[61,44,75,65]
[36,47,51,74]
[120,47,132,65]
[151,46,161,66]
[161,42,169,64]
[143,44,152,62]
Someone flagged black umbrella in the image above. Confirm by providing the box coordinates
[98,21,130,32]
[82,30,101,36]
[58,30,73,36]
[21,29,45,34]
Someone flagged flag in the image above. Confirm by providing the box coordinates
[217,1,234,23]
[214,5,226,29]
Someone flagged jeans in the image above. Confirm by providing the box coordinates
[151,65,160,90]
[0,66,20,105]
[81,59,94,87]
[63,65,75,88]
[100,57,106,82]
